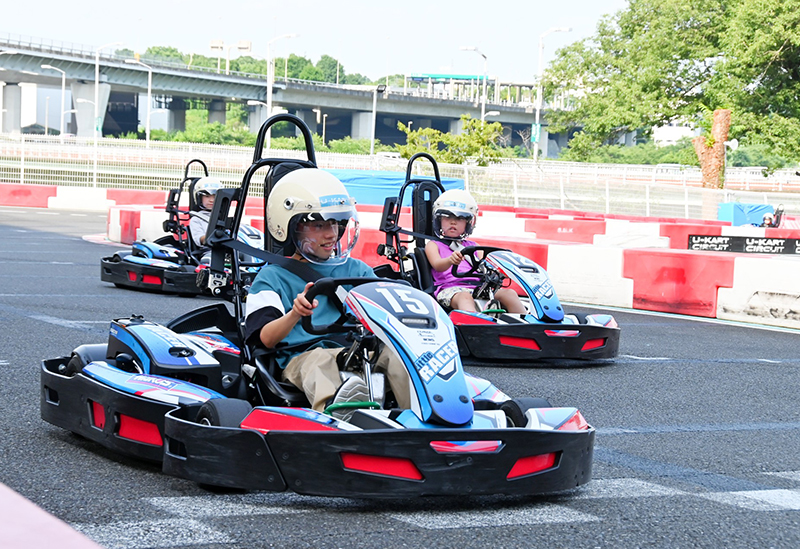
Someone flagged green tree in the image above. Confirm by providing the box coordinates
[316,55,341,83]
[299,64,325,82]
[396,116,505,166]
[144,46,186,64]
[233,55,268,75]
[546,0,800,163]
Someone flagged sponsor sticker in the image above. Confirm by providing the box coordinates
[413,341,459,383]
[130,375,178,390]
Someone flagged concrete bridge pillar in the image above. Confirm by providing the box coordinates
[168,98,186,132]
[449,118,464,135]
[248,104,267,133]
[295,109,318,136]
[0,82,21,134]
[70,81,111,138]
[351,111,373,140]
[208,99,226,124]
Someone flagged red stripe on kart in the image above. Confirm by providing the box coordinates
[141,274,161,285]
[499,335,541,350]
[91,401,105,429]
[507,453,557,479]
[118,414,163,446]
[581,338,606,351]
[450,311,495,325]
[341,452,423,480]
[240,409,339,434]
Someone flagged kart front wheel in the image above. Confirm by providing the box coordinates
[196,398,253,428]
[501,397,552,428]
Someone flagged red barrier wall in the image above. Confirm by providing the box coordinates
[523,219,607,244]
[106,189,167,206]
[0,183,57,207]
[119,210,142,245]
[477,236,549,270]
[660,224,723,249]
[622,248,735,316]
[352,227,396,269]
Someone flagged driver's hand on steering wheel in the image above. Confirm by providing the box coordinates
[292,282,318,317]
[448,251,464,266]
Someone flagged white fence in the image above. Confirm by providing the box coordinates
[2,133,800,219]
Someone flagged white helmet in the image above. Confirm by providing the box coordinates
[194,177,222,210]
[432,189,478,240]
[266,169,359,265]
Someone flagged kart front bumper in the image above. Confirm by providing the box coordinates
[162,406,594,498]
[100,257,203,296]
[455,322,620,362]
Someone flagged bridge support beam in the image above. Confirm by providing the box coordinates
[248,104,267,133]
[351,111,373,141]
[70,81,111,138]
[208,100,226,124]
[0,82,21,134]
[449,118,464,135]
[167,98,186,132]
[294,110,318,136]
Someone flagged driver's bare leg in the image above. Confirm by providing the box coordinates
[449,291,479,312]
[495,288,527,314]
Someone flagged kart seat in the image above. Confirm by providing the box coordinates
[413,246,436,296]
[251,348,310,407]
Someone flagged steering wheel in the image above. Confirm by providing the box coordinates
[300,277,410,335]
[450,245,509,279]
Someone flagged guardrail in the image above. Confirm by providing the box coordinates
[2,133,800,218]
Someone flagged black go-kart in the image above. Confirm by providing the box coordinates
[376,152,620,363]
[100,159,265,297]
[41,115,594,498]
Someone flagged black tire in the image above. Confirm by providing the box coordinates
[64,354,85,377]
[501,397,552,427]
[196,398,253,427]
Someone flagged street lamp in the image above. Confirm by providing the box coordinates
[225,41,252,75]
[266,33,297,150]
[534,27,571,163]
[485,111,500,117]
[460,46,487,122]
[370,84,387,156]
[41,64,66,140]
[125,59,153,146]
[322,113,327,144]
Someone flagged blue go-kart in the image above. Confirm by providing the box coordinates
[100,158,264,297]
[41,115,594,497]
[378,153,620,363]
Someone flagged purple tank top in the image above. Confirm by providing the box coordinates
[429,240,481,296]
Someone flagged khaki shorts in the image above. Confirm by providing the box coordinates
[437,285,474,308]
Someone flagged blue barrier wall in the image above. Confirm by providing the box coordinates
[327,169,464,206]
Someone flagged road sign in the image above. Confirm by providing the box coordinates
[531,123,541,143]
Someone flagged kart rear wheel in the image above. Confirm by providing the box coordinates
[196,398,253,428]
[501,397,552,428]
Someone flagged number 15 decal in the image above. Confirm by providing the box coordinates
[375,287,429,315]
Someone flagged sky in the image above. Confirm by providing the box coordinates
[3,0,629,84]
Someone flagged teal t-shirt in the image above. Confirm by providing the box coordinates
[244,258,373,368]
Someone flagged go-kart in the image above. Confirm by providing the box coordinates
[377,153,620,362]
[100,159,265,297]
[40,114,594,498]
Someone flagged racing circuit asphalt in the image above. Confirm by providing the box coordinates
[2,206,800,548]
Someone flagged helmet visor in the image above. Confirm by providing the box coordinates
[291,209,359,265]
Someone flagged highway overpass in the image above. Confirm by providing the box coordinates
[0,35,567,154]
